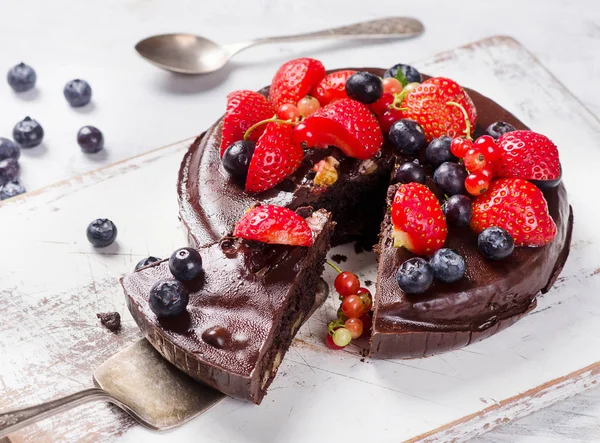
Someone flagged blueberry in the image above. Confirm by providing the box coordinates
[86,218,118,248]
[393,160,425,184]
[345,71,383,104]
[486,121,516,139]
[430,248,466,283]
[0,138,20,161]
[77,126,104,153]
[478,227,514,260]
[149,279,189,318]
[169,247,203,281]
[426,136,456,167]
[0,180,25,200]
[7,63,36,92]
[396,257,433,294]
[222,140,255,180]
[135,256,162,271]
[383,63,422,84]
[389,119,426,155]
[0,159,20,185]
[443,194,472,227]
[13,117,44,148]
[64,79,92,107]
[434,162,467,195]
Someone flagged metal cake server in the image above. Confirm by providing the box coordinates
[135,17,424,74]
[0,339,226,439]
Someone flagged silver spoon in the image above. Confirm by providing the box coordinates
[135,17,424,74]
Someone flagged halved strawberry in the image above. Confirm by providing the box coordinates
[311,70,356,106]
[391,183,447,255]
[245,122,303,193]
[234,205,314,246]
[401,77,477,142]
[471,178,557,247]
[494,130,561,182]
[269,58,326,108]
[220,90,275,157]
[292,99,383,160]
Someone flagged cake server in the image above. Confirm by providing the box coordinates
[135,17,424,74]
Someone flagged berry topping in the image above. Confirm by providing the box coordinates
[326,333,344,350]
[277,103,300,121]
[234,204,314,246]
[401,77,477,141]
[382,77,403,94]
[269,58,326,108]
[149,279,189,318]
[463,149,487,172]
[169,247,203,281]
[465,172,490,196]
[334,271,360,297]
[433,162,468,196]
[494,130,561,183]
[396,257,433,294]
[86,218,117,248]
[391,183,447,255]
[7,63,36,92]
[443,194,472,227]
[222,140,256,181]
[293,98,383,160]
[345,71,383,104]
[0,180,26,200]
[332,327,352,347]
[389,119,427,155]
[0,159,20,185]
[246,122,303,193]
[220,90,276,157]
[297,96,321,117]
[471,178,557,247]
[486,121,516,139]
[341,295,367,318]
[0,138,20,161]
[426,136,456,167]
[383,63,422,84]
[378,108,404,133]
[135,256,161,271]
[345,317,364,339]
[311,70,356,106]
[477,227,515,260]
[64,79,92,107]
[371,92,394,116]
[429,248,465,283]
[393,160,425,185]
[13,117,44,148]
[473,135,501,162]
[77,126,104,153]
[450,137,473,158]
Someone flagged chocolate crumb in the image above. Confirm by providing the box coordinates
[331,254,347,264]
[360,358,365,363]
[97,312,121,332]
[365,280,373,287]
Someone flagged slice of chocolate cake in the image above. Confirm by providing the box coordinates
[122,208,334,404]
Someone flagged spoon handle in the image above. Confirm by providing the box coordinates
[225,17,424,55]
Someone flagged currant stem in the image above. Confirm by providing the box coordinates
[446,101,472,140]
[326,260,342,274]
[243,116,298,140]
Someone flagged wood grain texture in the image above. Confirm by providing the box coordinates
[1,37,600,442]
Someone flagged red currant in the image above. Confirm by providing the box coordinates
[465,172,491,195]
[345,317,364,339]
[334,272,360,297]
[277,103,300,121]
[371,93,394,116]
[480,166,494,180]
[341,295,366,318]
[379,108,403,133]
[463,148,487,172]
[359,313,373,338]
[359,293,372,312]
[297,96,320,117]
[326,333,344,350]
[356,287,371,296]
[332,327,352,347]
[382,77,403,95]
[450,137,473,158]
[473,135,501,162]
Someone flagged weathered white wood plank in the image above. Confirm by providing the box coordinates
[1,37,600,442]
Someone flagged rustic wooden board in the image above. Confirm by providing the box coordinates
[2,36,600,442]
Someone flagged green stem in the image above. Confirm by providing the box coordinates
[326,260,342,274]
[243,116,298,140]
[446,101,472,140]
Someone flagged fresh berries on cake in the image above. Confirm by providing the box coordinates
[234,204,314,247]
[311,70,356,105]
[471,178,557,247]
[393,160,426,185]
[391,183,448,255]
[344,71,384,104]
[269,58,326,108]
[389,119,426,155]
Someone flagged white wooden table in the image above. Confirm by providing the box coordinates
[2,1,600,441]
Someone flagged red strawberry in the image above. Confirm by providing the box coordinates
[245,122,304,193]
[269,58,326,108]
[311,70,356,106]
[401,77,477,142]
[494,130,561,181]
[471,178,557,247]
[234,205,314,246]
[391,183,447,255]
[220,90,275,157]
[292,99,383,160]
